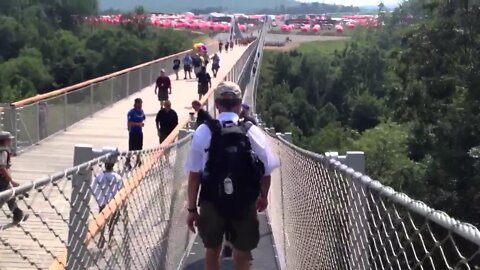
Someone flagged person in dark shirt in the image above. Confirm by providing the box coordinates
[218,41,223,53]
[155,69,172,109]
[197,66,211,100]
[173,58,181,80]
[191,100,213,129]
[155,100,178,144]
[224,41,229,53]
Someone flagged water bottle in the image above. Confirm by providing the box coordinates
[224,177,234,195]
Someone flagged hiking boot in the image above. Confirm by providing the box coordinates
[222,245,232,258]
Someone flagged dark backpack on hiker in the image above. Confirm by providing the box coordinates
[200,119,265,220]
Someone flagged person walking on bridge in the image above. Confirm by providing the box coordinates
[197,66,212,101]
[224,41,229,53]
[127,98,145,168]
[183,53,193,80]
[91,157,122,249]
[185,81,279,270]
[0,131,29,224]
[155,100,178,144]
[155,69,172,109]
[211,53,220,78]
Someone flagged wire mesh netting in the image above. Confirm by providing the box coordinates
[266,133,480,270]
[0,135,193,270]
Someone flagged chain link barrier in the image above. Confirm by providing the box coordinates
[265,132,480,270]
[0,135,192,270]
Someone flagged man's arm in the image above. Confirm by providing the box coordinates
[260,175,271,199]
[174,112,179,127]
[154,84,158,95]
[187,172,201,209]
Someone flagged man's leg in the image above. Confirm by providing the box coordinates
[197,202,225,270]
[231,205,260,270]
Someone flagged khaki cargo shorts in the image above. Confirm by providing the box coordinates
[197,201,260,252]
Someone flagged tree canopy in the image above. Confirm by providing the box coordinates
[0,1,198,103]
[257,0,480,226]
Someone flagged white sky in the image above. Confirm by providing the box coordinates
[297,0,401,6]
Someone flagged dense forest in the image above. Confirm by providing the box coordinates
[257,0,480,226]
[0,0,196,103]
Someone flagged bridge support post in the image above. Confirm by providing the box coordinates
[325,151,370,270]
[68,144,95,270]
[276,132,292,143]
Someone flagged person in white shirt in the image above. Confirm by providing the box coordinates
[91,160,123,248]
[185,81,279,270]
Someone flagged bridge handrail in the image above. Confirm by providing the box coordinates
[11,42,214,108]
[273,133,480,245]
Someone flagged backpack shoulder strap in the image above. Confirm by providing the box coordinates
[204,119,222,153]
[205,119,221,135]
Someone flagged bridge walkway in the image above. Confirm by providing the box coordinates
[0,45,247,270]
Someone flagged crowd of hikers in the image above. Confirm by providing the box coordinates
[1,32,272,270]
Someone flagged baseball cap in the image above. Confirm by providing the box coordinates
[214,81,242,100]
[160,69,166,73]
[0,131,14,140]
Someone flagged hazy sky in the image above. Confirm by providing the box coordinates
[297,0,401,6]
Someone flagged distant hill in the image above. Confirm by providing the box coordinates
[98,0,298,13]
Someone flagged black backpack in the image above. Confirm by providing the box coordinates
[200,119,265,219]
[192,56,201,68]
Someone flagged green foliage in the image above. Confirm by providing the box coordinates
[257,0,480,226]
[0,2,199,103]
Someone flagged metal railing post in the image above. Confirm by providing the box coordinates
[67,145,94,270]
[90,84,94,117]
[126,72,130,97]
[325,151,369,270]
[139,70,142,92]
[10,104,18,155]
[110,79,114,105]
[150,65,153,85]
[63,94,67,131]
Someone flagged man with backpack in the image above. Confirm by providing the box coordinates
[0,131,29,224]
[185,81,279,270]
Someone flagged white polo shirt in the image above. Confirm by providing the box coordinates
[185,112,279,176]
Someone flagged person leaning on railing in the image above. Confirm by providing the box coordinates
[0,131,29,224]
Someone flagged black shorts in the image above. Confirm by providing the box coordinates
[198,84,209,95]
[129,132,143,151]
[157,90,169,101]
[212,64,220,70]
[184,65,191,72]
[173,65,180,71]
